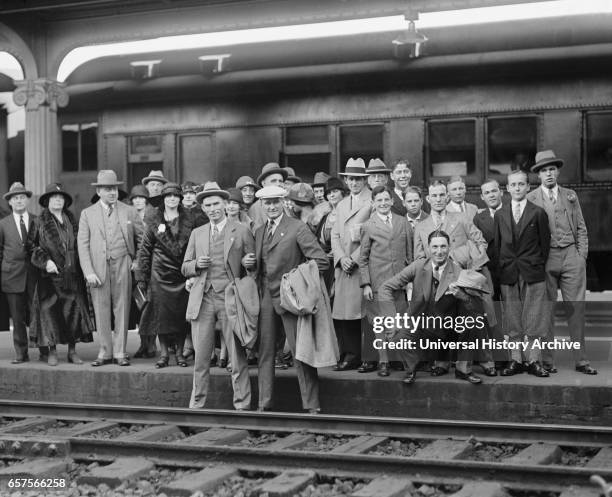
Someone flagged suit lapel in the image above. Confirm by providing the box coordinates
[436,261,456,301]
[202,224,211,257]
[422,263,432,304]
[518,201,533,237]
[95,202,107,239]
[223,221,236,265]
[557,186,577,235]
[267,215,288,252]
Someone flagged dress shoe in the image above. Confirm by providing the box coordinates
[219,358,228,369]
[500,360,524,376]
[144,349,157,359]
[455,370,482,384]
[377,362,390,377]
[333,361,358,372]
[307,408,321,414]
[430,366,448,377]
[183,348,195,360]
[39,354,48,363]
[527,362,549,377]
[402,371,417,384]
[47,351,59,367]
[115,358,130,367]
[91,358,113,367]
[482,367,497,377]
[11,356,29,364]
[544,364,558,374]
[67,352,83,365]
[575,365,598,375]
[357,361,377,373]
[133,347,145,359]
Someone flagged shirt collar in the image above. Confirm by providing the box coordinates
[541,184,559,199]
[376,212,391,223]
[211,217,227,232]
[432,260,447,273]
[13,212,28,224]
[511,199,527,209]
[267,213,283,227]
[489,204,502,216]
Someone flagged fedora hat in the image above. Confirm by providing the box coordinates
[286,183,315,205]
[235,176,260,191]
[339,158,368,177]
[129,184,149,200]
[324,176,349,195]
[91,170,124,187]
[226,187,245,205]
[531,150,564,174]
[141,170,168,186]
[312,171,331,188]
[284,166,302,183]
[160,182,183,198]
[39,183,72,208]
[455,269,490,295]
[196,181,230,203]
[3,182,32,201]
[256,162,288,186]
[255,185,287,199]
[366,158,391,174]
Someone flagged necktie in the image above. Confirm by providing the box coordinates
[548,189,556,204]
[385,216,391,227]
[433,265,440,282]
[212,224,219,240]
[107,203,114,217]
[19,215,27,243]
[460,203,466,213]
[513,203,521,224]
[266,220,274,240]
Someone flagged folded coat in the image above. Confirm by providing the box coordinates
[225,275,259,349]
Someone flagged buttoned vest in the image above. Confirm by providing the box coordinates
[204,229,230,293]
[102,208,128,260]
[542,196,573,248]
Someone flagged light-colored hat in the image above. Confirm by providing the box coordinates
[257,162,288,186]
[196,181,230,203]
[91,170,124,187]
[531,150,564,173]
[286,183,315,205]
[236,176,260,190]
[39,183,72,208]
[255,185,288,199]
[339,158,368,177]
[312,171,331,187]
[455,269,490,295]
[366,158,391,174]
[3,182,32,201]
[141,170,168,186]
[284,166,302,183]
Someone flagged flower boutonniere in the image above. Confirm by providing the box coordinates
[157,223,166,234]
[566,192,577,203]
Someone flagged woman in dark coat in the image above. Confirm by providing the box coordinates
[136,182,195,368]
[29,183,94,366]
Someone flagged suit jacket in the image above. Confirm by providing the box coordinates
[0,212,38,293]
[359,213,413,291]
[390,189,407,216]
[493,200,550,285]
[446,201,478,221]
[77,200,144,284]
[182,219,255,320]
[473,208,498,280]
[378,257,461,318]
[255,215,328,303]
[414,211,488,269]
[526,185,588,258]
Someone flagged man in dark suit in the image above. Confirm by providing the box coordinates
[389,160,412,216]
[526,150,595,375]
[243,185,329,413]
[494,170,551,378]
[0,182,40,363]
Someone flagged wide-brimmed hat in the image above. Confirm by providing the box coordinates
[129,185,149,200]
[255,185,287,199]
[312,171,331,188]
[141,170,168,186]
[284,166,302,183]
[160,182,183,198]
[257,162,288,186]
[3,182,32,201]
[455,269,490,295]
[339,158,368,177]
[226,187,245,205]
[325,177,349,195]
[39,183,73,208]
[366,158,391,175]
[235,176,260,191]
[196,181,230,203]
[181,181,198,194]
[531,150,564,174]
[287,183,315,205]
[91,170,124,187]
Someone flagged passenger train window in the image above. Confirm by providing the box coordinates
[339,124,384,167]
[282,125,330,182]
[487,117,537,177]
[427,120,475,179]
[585,112,612,181]
[61,122,98,172]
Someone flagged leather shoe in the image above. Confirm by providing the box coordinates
[402,371,416,384]
[91,358,113,367]
[133,347,145,359]
[501,360,524,376]
[544,364,558,374]
[482,367,497,377]
[357,361,377,373]
[11,356,29,364]
[333,361,358,372]
[67,352,83,365]
[527,361,549,377]
[377,362,390,377]
[116,358,130,366]
[307,408,321,414]
[430,366,448,377]
[455,370,482,384]
[47,351,59,367]
[575,365,598,375]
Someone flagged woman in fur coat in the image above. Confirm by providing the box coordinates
[136,183,196,368]
[29,183,94,366]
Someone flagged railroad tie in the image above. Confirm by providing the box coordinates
[115,424,183,442]
[586,446,612,469]
[182,428,249,446]
[504,443,562,465]
[0,417,57,434]
[77,456,155,487]
[559,485,604,497]
[159,465,238,497]
[351,476,414,497]
[412,439,474,460]
[448,482,509,497]
[0,458,70,479]
[254,470,316,497]
[330,435,388,454]
[265,432,316,450]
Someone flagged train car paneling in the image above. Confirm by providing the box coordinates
[540,110,582,183]
[388,119,424,185]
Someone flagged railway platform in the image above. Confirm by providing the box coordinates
[0,306,610,425]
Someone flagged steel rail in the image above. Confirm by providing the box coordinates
[2,400,612,445]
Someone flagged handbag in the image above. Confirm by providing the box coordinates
[133,285,149,311]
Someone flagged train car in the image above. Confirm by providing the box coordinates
[55,12,612,290]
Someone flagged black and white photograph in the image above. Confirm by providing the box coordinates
[0,0,611,495]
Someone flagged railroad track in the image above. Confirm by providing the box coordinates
[0,400,611,496]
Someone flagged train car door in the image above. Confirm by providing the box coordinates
[178,132,215,184]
